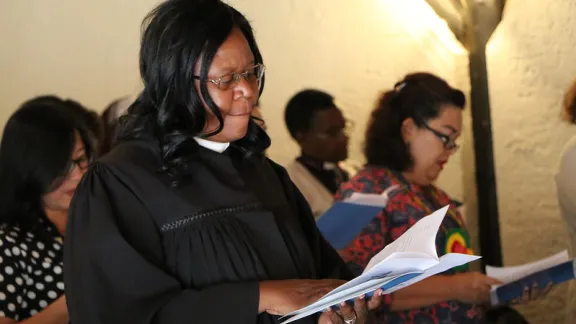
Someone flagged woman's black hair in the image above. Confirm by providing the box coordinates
[65,100,102,150]
[22,95,102,154]
[117,0,269,185]
[364,72,466,171]
[0,96,95,232]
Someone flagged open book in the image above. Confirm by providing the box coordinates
[280,206,481,324]
[486,250,576,305]
[316,185,400,249]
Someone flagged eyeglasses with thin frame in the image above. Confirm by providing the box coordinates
[314,119,355,140]
[66,155,91,176]
[194,64,266,91]
[415,117,459,151]
[47,154,92,193]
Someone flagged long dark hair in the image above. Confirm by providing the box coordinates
[0,96,95,232]
[364,72,466,171]
[117,0,269,185]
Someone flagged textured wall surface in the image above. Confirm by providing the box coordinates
[487,0,576,322]
[0,0,158,126]
[9,0,565,319]
[229,0,469,200]
[0,0,478,284]
[4,0,574,322]
[0,0,470,200]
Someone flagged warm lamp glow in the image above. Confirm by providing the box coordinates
[486,29,504,55]
[379,0,467,55]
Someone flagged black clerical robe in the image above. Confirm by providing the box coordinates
[64,140,352,324]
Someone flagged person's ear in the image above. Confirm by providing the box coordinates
[401,117,418,143]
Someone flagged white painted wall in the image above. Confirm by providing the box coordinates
[0,0,155,124]
[4,1,575,323]
[0,0,478,312]
[487,0,576,322]
[19,0,576,320]
[0,0,469,199]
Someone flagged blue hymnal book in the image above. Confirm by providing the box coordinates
[317,202,383,250]
[316,186,400,250]
[491,259,576,305]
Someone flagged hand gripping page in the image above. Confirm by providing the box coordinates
[280,206,481,324]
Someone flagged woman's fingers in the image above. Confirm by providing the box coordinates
[354,294,368,323]
[318,311,334,324]
[322,308,345,324]
[529,283,540,300]
[367,289,384,310]
[338,301,356,324]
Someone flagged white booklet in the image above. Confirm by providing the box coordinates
[485,250,571,305]
[485,250,569,284]
[280,205,481,324]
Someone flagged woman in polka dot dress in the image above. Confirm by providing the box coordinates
[0,96,95,323]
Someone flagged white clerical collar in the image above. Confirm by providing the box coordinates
[323,162,337,171]
[194,137,230,153]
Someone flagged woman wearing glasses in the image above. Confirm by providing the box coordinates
[335,73,501,323]
[64,1,382,324]
[0,96,94,323]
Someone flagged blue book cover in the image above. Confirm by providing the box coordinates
[316,202,383,250]
[338,272,422,306]
[492,259,576,305]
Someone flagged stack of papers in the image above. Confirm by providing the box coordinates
[280,206,481,323]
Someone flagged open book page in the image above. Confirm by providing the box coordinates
[345,185,401,207]
[323,257,432,299]
[490,259,576,306]
[279,254,480,324]
[384,253,481,295]
[364,205,450,273]
[280,205,475,324]
[486,250,569,285]
[279,274,414,324]
[330,205,450,295]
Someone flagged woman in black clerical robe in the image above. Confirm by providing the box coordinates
[63,1,383,324]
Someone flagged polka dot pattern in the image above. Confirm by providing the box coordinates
[0,224,64,321]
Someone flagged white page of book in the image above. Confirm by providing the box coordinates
[384,253,481,294]
[485,250,569,286]
[327,255,438,298]
[279,275,404,324]
[345,185,401,207]
[280,253,480,324]
[364,205,449,273]
[325,205,450,297]
[279,206,481,324]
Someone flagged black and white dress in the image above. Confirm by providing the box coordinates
[0,220,65,320]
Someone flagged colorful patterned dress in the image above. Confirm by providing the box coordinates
[336,166,483,324]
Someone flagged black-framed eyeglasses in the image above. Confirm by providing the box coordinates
[416,117,458,150]
[66,155,91,176]
[194,64,266,91]
[315,119,355,140]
